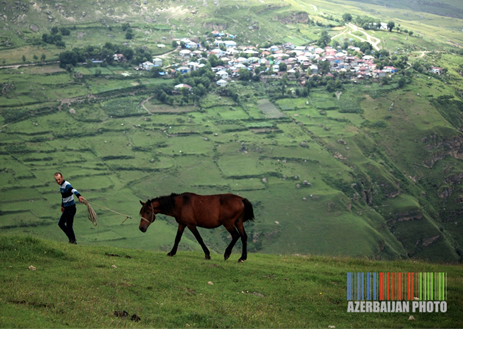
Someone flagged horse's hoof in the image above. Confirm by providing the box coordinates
[167,252,174,257]
[237,259,245,263]
[224,254,230,261]
[205,255,211,260]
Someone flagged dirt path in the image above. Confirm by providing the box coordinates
[332,23,382,51]
[140,95,153,114]
[0,61,60,70]
[346,23,381,51]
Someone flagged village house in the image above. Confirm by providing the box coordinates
[383,66,398,73]
[179,49,192,58]
[191,50,204,57]
[216,79,227,87]
[174,83,192,91]
[224,40,237,49]
[177,66,191,74]
[374,69,386,78]
[210,48,225,57]
[187,61,201,71]
[216,70,229,80]
[113,54,125,62]
[431,67,443,74]
[153,58,162,66]
[140,61,154,70]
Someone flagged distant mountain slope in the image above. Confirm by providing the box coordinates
[341,0,463,19]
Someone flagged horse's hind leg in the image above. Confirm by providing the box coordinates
[235,220,248,263]
[168,224,186,257]
[188,225,211,260]
[223,225,240,261]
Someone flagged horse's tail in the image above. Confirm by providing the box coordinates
[242,198,255,222]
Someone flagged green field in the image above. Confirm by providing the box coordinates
[0,235,463,330]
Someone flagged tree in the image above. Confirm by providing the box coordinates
[320,60,330,74]
[398,77,406,88]
[122,47,134,60]
[412,61,423,72]
[238,68,252,81]
[342,13,352,23]
[22,55,26,62]
[359,41,373,54]
[318,30,331,47]
[387,21,395,32]
[41,53,46,61]
[326,79,335,92]
[59,50,78,68]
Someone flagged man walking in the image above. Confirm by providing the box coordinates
[54,172,85,244]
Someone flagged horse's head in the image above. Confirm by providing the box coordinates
[139,200,156,232]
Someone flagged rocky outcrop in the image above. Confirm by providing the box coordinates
[422,135,463,167]
[420,235,441,247]
[437,186,454,199]
[390,210,423,223]
[202,21,228,31]
[445,172,463,184]
[277,11,309,24]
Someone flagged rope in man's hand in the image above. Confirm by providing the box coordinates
[81,199,132,226]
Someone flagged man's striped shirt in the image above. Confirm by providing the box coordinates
[59,180,81,207]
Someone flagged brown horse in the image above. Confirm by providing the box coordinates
[139,192,255,262]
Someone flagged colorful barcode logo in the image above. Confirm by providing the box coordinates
[346,272,447,301]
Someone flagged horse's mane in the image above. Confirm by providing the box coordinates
[148,193,178,214]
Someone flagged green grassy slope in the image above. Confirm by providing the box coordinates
[0,234,463,329]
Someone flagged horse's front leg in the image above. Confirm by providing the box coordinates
[168,224,186,257]
[188,225,211,260]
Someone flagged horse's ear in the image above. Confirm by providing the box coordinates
[140,200,145,205]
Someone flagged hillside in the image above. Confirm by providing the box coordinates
[0,235,464,329]
[0,0,463,263]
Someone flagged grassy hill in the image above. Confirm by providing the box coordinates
[0,234,463,329]
[0,0,463,263]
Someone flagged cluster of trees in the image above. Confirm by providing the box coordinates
[341,13,397,33]
[58,42,152,69]
[41,26,70,48]
[122,23,134,40]
[155,63,217,105]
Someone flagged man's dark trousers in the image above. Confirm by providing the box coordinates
[58,205,77,243]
